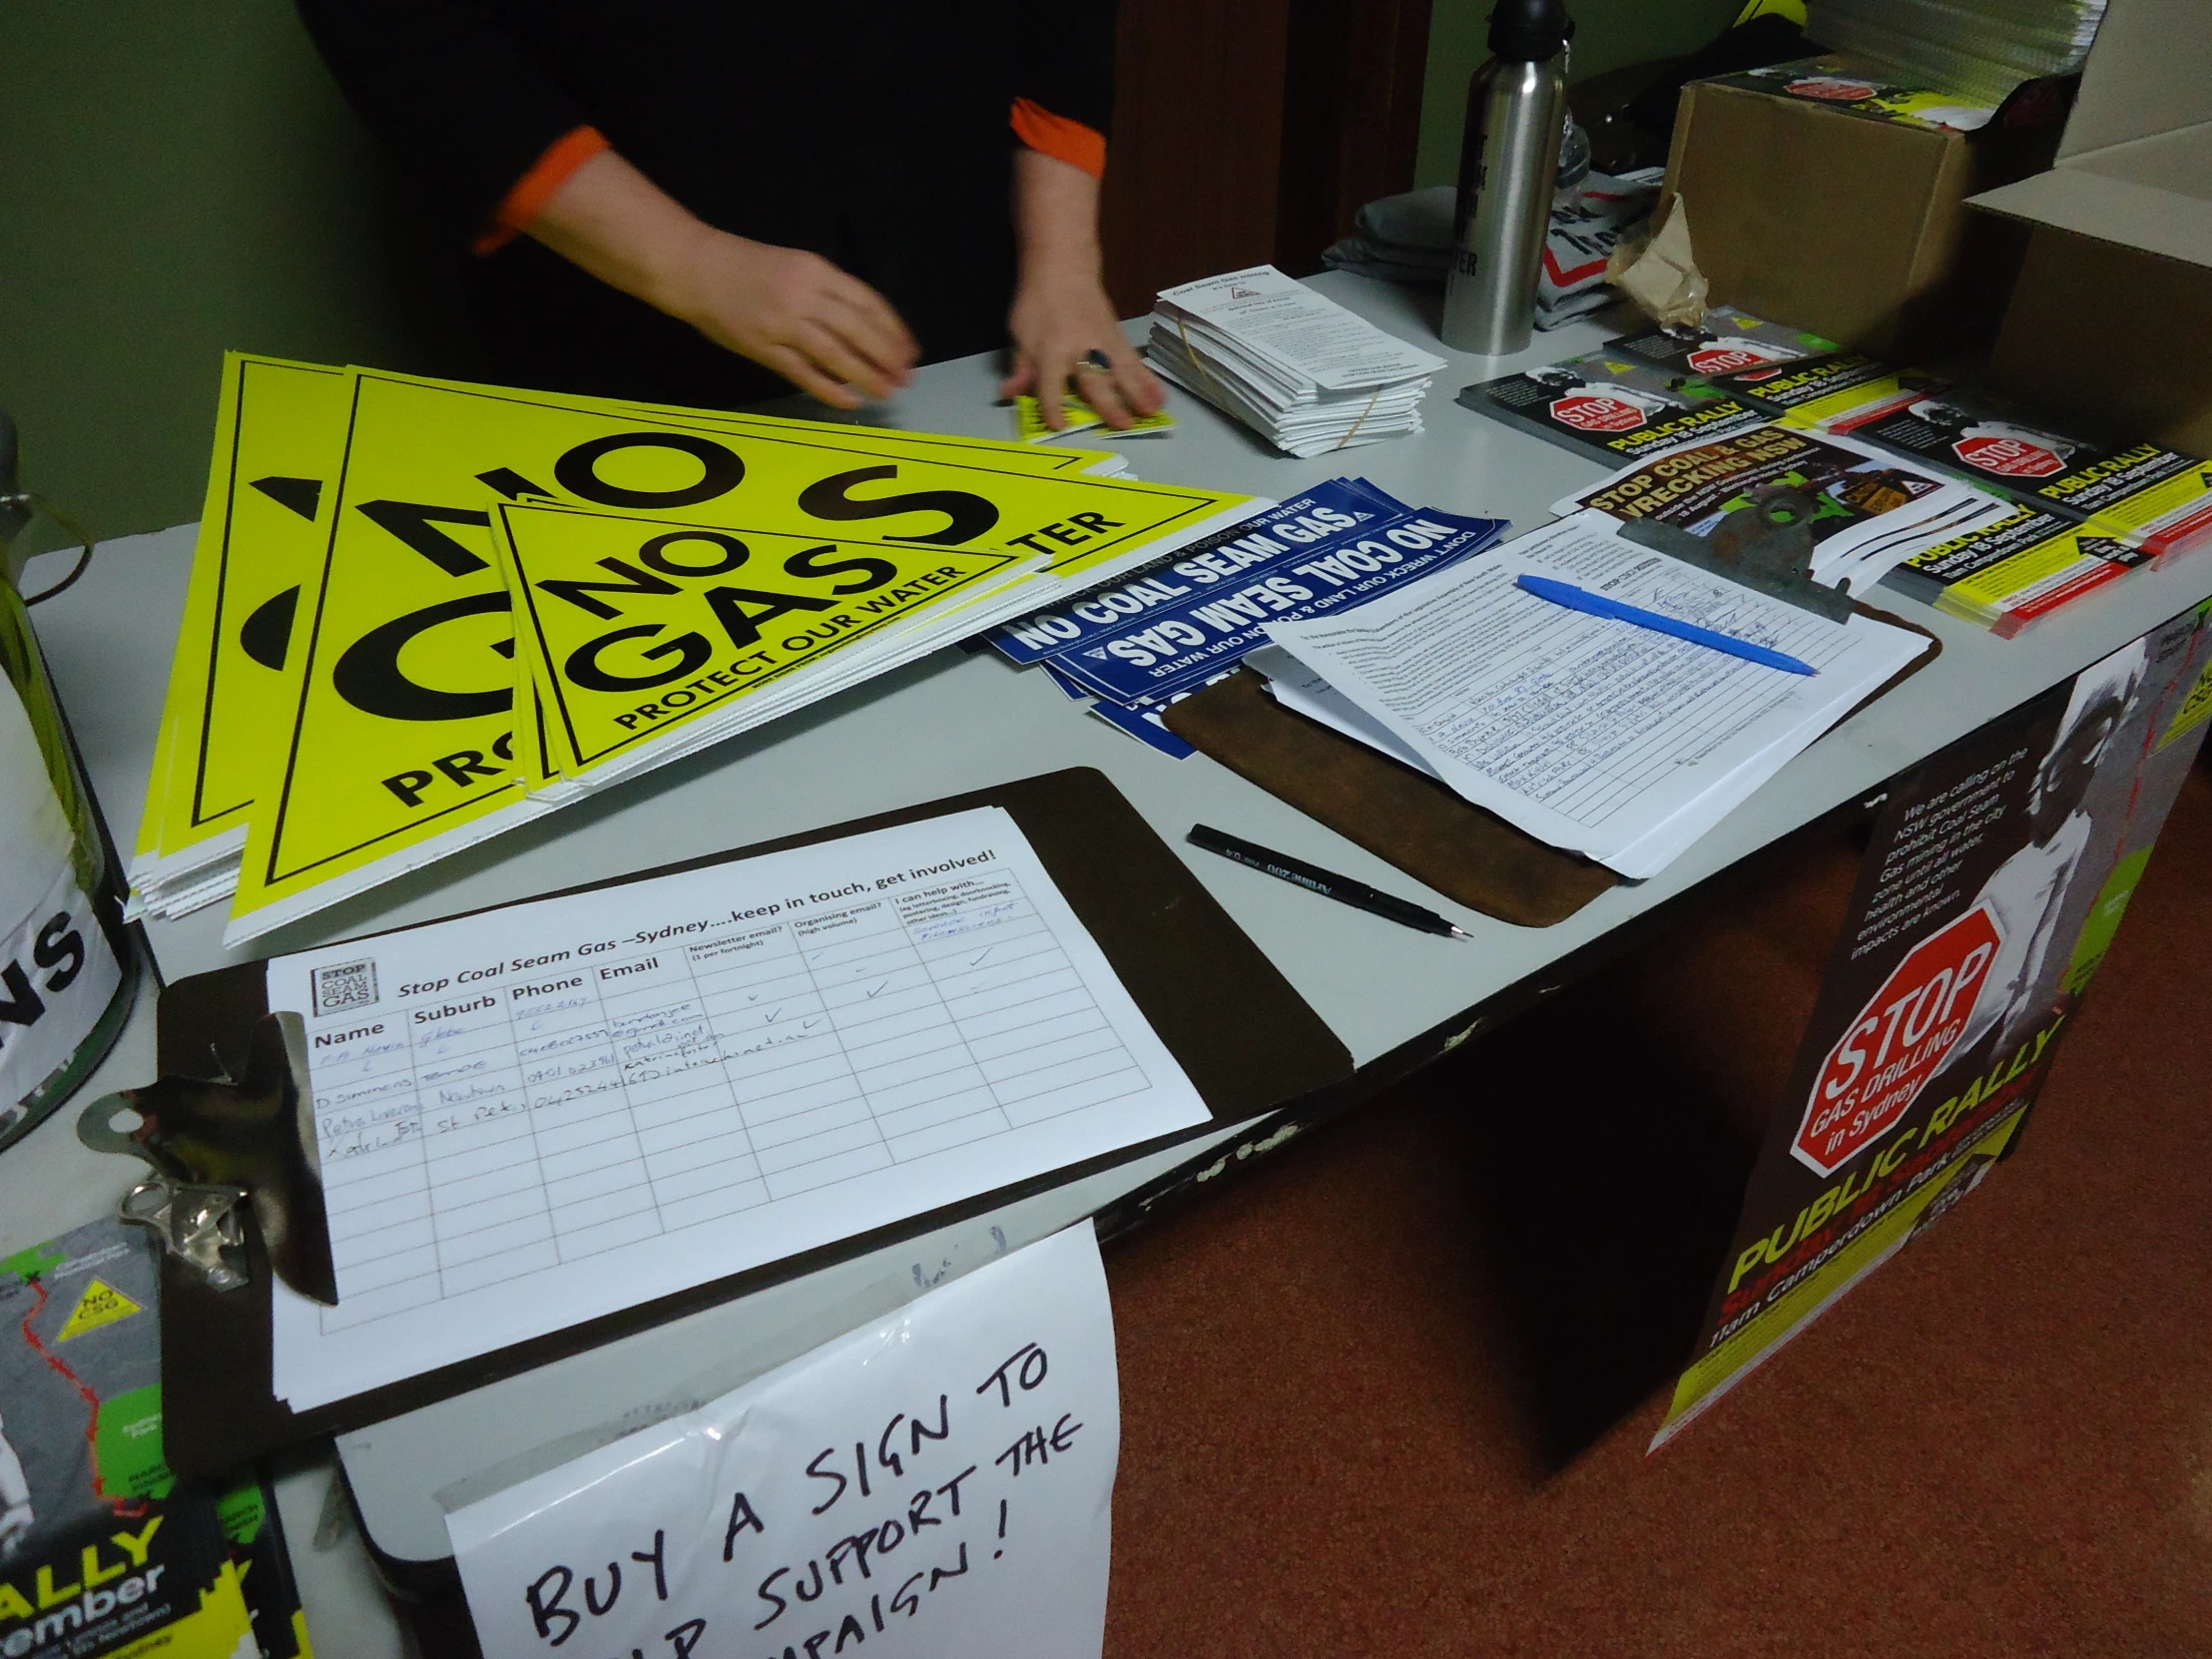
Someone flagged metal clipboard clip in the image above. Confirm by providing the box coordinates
[1615,483,1858,622]
[77,1010,338,1303]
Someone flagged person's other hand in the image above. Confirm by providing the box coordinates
[1001,272,1164,432]
[0,1502,32,1559]
[527,150,918,408]
[665,230,918,409]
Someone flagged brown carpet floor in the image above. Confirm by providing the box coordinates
[1103,764,2212,1658]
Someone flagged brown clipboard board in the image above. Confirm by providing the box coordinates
[1162,606,1940,929]
[154,767,1353,1477]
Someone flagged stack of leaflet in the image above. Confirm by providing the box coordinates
[983,478,1507,756]
[1252,512,1936,879]
[1558,421,2015,597]
[1833,387,2212,561]
[132,355,1257,940]
[1460,310,1852,466]
[1147,267,1445,457]
[1459,345,1775,468]
[1556,310,2212,632]
[1805,0,2106,108]
[1843,389,2212,634]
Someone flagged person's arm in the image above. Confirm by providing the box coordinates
[295,0,915,405]
[1002,151,1163,431]
[1004,0,1162,430]
[294,0,589,246]
[525,151,916,408]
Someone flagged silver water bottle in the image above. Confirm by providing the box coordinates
[1440,0,1571,356]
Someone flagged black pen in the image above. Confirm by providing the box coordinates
[1187,825,1471,939]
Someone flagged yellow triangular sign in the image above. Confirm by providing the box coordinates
[57,1279,143,1341]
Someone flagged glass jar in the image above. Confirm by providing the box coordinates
[0,562,141,1150]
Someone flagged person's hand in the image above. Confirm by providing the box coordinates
[663,229,918,409]
[1001,269,1164,432]
[0,1502,32,1560]
[528,151,921,408]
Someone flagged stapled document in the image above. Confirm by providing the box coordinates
[1262,512,1933,877]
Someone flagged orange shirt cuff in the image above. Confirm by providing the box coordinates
[1011,98,1106,180]
[472,125,612,256]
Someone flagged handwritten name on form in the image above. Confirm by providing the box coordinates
[267,809,1206,1409]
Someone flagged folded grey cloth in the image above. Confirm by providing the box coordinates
[1353,185,1459,258]
[1325,168,1664,328]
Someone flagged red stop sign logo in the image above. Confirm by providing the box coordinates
[1954,434,2064,477]
[1550,393,1646,432]
[1793,905,2003,1176]
[1790,77,1878,102]
[1687,346,1774,375]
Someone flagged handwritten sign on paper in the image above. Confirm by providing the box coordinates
[445,1225,1119,1659]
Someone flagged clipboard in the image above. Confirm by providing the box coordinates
[148,767,1352,1477]
[1163,671,1622,927]
[1163,609,1939,929]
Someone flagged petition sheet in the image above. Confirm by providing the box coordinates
[1264,513,1930,877]
[1255,639,1863,876]
[267,808,1206,1409]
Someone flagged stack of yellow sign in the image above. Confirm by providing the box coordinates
[132,356,1254,944]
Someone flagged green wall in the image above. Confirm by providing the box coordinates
[0,0,479,555]
[1414,0,1749,188]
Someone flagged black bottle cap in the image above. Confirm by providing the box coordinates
[1488,0,1569,61]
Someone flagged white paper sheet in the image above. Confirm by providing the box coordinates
[1153,266,1443,395]
[1263,513,1932,877]
[1247,646,1440,777]
[446,1223,1118,1659]
[1256,637,1797,874]
[267,807,1205,1409]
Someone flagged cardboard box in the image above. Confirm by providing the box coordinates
[1662,58,2063,359]
[1971,0,2212,453]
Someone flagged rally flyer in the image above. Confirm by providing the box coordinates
[1603,309,1835,378]
[1656,601,2212,1445]
[1562,423,1954,558]
[0,1220,271,1658]
[1705,350,1942,432]
[1848,391,2212,558]
[1458,348,1766,466]
[1700,58,1999,131]
[1888,505,2151,636]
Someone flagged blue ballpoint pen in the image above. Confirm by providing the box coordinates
[1514,573,1819,675]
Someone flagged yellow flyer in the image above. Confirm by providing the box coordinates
[130,703,179,866]
[135,355,349,876]
[230,366,1246,933]
[622,400,1134,477]
[393,368,1136,478]
[229,380,541,939]
[356,369,1245,579]
[1014,392,1175,443]
[496,501,1022,777]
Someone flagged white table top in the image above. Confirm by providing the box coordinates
[53,277,2212,1066]
[14,273,2211,1575]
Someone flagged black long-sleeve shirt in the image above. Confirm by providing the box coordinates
[297,0,1119,407]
